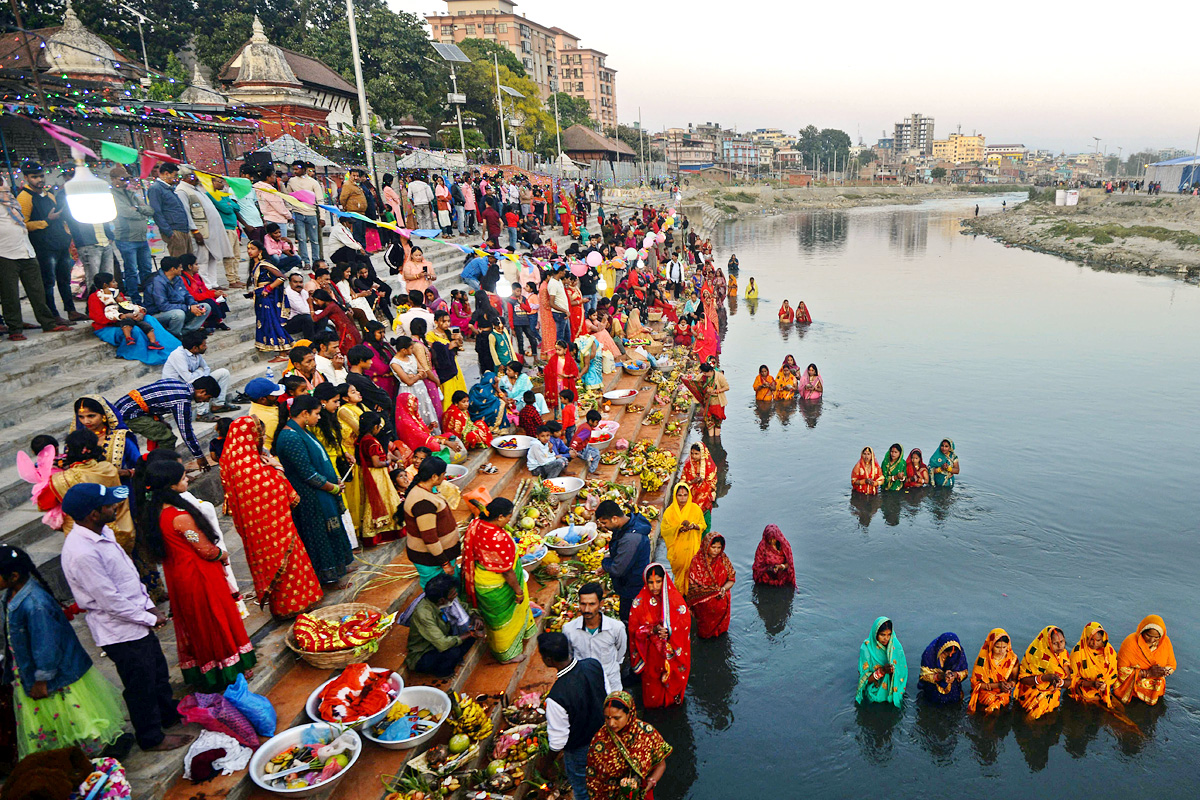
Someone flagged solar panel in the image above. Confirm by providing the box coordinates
[431,42,472,63]
[499,85,525,98]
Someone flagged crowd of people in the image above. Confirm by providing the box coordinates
[851,439,959,494]
[856,616,1175,724]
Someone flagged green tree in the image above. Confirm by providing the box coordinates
[930,166,947,181]
[457,37,526,78]
[145,53,188,101]
[550,92,593,129]
[1125,150,1159,174]
[1104,156,1121,176]
[440,127,487,149]
[855,148,877,165]
[606,125,663,161]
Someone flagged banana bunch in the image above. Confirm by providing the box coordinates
[384,702,411,723]
[640,468,665,492]
[579,546,605,572]
[450,692,493,741]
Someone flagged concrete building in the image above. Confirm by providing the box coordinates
[662,126,717,170]
[721,137,758,171]
[551,28,617,131]
[985,144,1027,163]
[427,0,559,96]
[894,113,935,156]
[932,132,985,163]
[219,16,359,135]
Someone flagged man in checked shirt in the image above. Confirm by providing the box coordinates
[111,377,221,471]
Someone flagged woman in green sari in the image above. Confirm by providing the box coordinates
[881,443,906,492]
[930,438,959,487]
[460,498,536,663]
[856,616,908,707]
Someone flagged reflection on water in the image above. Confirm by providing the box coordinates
[744,297,759,316]
[655,195,1200,799]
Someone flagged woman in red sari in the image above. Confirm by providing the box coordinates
[628,564,691,708]
[542,339,579,411]
[537,278,557,361]
[672,316,692,347]
[686,533,735,638]
[752,524,795,587]
[566,274,586,339]
[219,416,323,618]
[904,448,930,488]
[138,458,254,690]
[777,300,795,324]
[796,300,813,325]
[681,442,718,528]
[585,691,672,800]
[444,390,491,449]
[851,446,883,495]
[355,411,403,546]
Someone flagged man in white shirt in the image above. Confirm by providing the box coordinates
[407,175,435,230]
[527,425,568,479]
[546,264,570,343]
[561,582,627,694]
[399,288,435,336]
[287,160,324,268]
[162,328,235,421]
[314,335,347,384]
[0,174,63,338]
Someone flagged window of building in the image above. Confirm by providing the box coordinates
[464,24,475,34]
[441,25,453,34]
[498,23,507,32]
[523,58,533,68]
[521,40,531,52]
[574,54,582,64]
[520,24,530,37]
[484,23,494,33]
[577,81,584,92]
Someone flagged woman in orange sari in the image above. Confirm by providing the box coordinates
[851,447,883,495]
[1115,615,1175,706]
[777,300,795,324]
[681,442,718,528]
[968,628,1018,714]
[1014,625,1071,719]
[444,390,492,449]
[753,365,776,402]
[220,416,323,618]
[686,533,735,639]
[1068,622,1120,708]
[566,274,585,339]
[628,564,691,708]
[774,358,797,400]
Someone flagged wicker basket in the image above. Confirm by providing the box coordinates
[286,602,388,670]
[647,309,663,322]
[647,340,664,355]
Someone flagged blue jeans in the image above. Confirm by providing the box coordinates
[584,293,598,313]
[455,204,465,235]
[153,306,211,337]
[115,240,154,304]
[563,746,589,800]
[463,275,482,292]
[552,311,569,345]
[35,246,74,316]
[292,214,319,266]
[507,226,518,251]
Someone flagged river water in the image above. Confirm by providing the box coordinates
[645,195,1200,798]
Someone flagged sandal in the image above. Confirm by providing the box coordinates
[147,342,164,351]
[481,464,498,474]
[124,335,136,346]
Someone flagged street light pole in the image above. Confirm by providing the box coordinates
[494,54,508,166]
[345,0,375,181]
[450,64,466,159]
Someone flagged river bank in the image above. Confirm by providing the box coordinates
[961,189,1200,281]
[681,184,1020,221]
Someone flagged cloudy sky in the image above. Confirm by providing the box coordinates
[389,0,1197,155]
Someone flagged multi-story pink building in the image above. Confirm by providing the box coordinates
[551,28,618,132]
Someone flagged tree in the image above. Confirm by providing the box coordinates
[550,92,593,130]
[1125,150,1158,175]
[930,167,946,181]
[439,127,487,150]
[606,125,663,161]
[457,37,525,78]
[855,148,877,165]
[1105,156,1122,176]
[145,53,188,101]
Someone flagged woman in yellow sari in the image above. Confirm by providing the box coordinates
[968,628,1018,714]
[461,498,536,663]
[773,359,797,401]
[660,483,705,596]
[1115,615,1175,706]
[1068,622,1120,707]
[1014,626,1071,719]
[336,383,366,535]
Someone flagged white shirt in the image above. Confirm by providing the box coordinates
[286,174,324,203]
[162,346,210,384]
[408,180,434,205]
[284,286,310,317]
[547,277,568,314]
[0,201,36,258]
[545,659,577,752]
[315,354,346,385]
[329,222,361,251]
[563,614,627,694]
[399,307,435,337]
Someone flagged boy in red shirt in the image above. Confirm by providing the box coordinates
[504,209,520,251]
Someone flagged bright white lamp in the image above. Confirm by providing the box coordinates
[497,281,513,298]
[596,278,607,291]
[64,151,115,224]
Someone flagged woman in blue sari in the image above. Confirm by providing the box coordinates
[247,240,293,356]
[575,334,604,389]
[856,616,908,707]
[469,371,506,429]
[918,632,969,704]
[929,438,959,487]
[500,361,549,414]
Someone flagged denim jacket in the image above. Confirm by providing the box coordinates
[6,580,92,694]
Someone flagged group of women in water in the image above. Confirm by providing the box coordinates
[776,299,812,325]
[852,439,958,494]
[753,356,824,403]
[857,616,1176,724]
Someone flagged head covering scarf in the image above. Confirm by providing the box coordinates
[1116,615,1176,705]
[929,438,957,487]
[752,525,795,587]
[904,448,928,488]
[919,633,969,704]
[681,444,718,511]
[1069,622,1119,707]
[628,563,691,709]
[881,444,906,491]
[686,533,734,638]
[660,482,705,596]
[851,447,883,495]
[1015,625,1072,719]
[74,394,137,470]
[856,616,907,707]
[586,691,673,800]
[424,286,448,314]
[395,393,439,452]
[968,628,1018,713]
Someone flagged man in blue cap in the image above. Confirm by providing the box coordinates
[59,483,192,752]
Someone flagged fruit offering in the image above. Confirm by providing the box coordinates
[261,730,357,791]
[448,692,493,742]
[293,609,394,653]
[369,699,443,742]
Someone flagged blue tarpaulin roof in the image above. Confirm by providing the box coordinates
[1148,154,1200,166]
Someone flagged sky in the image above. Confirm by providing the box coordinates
[387,0,1198,156]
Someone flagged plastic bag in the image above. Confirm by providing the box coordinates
[223,673,277,737]
[178,692,259,748]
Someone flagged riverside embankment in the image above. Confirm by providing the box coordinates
[962,189,1200,281]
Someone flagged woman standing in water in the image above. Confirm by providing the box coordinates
[628,564,691,708]
[752,525,795,587]
[686,533,735,639]
[930,438,959,487]
[918,633,968,705]
[904,448,930,488]
[1115,615,1175,706]
[881,444,906,492]
[1014,625,1071,719]
[856,617,907,707]
[968,629,1018,714]
[798,363,823,401]
[851,447,883,495]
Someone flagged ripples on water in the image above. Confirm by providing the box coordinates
[646,196,1200,798]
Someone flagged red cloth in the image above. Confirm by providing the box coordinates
[395,393,440,452]
[629,566,692,708]
[460,518,514,606]
[158,506,252,687]
[752,524,795,587]
[542,352,578,411]
[518,404,543,437]
[681,443,717,512]
[86,292,109,331]
[182,272,217,302]
[314,302,362,356]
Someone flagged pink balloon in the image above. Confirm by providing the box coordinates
[667,207,676,216]
[570,262,587,276]
[655,232,666,243]
[586,250,602,267]
[638,248,649,260]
